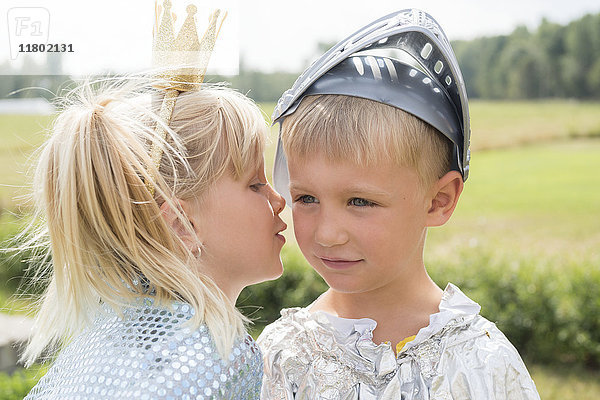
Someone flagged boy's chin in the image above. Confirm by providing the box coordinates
[316,272,373,295]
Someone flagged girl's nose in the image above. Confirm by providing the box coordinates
[267,184,286,214]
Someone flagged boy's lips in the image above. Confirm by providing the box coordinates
[318,256,363,270]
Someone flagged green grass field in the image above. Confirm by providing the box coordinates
[531,364,600,399]
[469,101,600,150]
[1,101,599,398]
[0,115,53,210]
[426,139,600,263]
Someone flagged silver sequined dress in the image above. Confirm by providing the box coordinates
[25,299,262,399]
[258,284,540,399]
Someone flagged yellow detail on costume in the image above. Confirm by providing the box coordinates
[396,335,416,354]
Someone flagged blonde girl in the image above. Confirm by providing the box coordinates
[22,77,286,399]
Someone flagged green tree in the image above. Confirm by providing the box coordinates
[451,12,600,99]
[498,37,549,98]
[536,18,566,96]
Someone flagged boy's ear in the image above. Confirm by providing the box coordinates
[159,198,202,249]
[425,171,464,227]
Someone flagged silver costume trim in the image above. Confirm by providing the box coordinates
[258,284,540,399]
[26,299,262,399]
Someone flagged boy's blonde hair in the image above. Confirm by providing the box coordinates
[20,78,267,366]
[282,94,452,186]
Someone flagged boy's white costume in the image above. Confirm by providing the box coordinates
[259,284,539,399]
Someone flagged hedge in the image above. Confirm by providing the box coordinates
[0,365,47,399]
[2,221,598,368]
[238,246,600,368]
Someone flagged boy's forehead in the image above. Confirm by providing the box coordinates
[287,150,408,172]
[287,151,364,173]
[288,150,380,169]
[287,152,419,190]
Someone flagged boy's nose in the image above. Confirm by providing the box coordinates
[314,211,348,248]
[267,184,286,215]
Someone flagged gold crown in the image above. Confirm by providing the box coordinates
[152,0,226,91]
[147,1,226,196]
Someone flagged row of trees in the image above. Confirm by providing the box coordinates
[223,12,600,101]
[0,57,299,104]
[208,12,600,101]
[2,12,599,102]
[0,53,67,100]
[453,13,600,99]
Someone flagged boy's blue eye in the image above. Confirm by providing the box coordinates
[294,195,318,204]
[348,197,376,207]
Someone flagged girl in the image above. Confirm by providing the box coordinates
[21,77,286,399]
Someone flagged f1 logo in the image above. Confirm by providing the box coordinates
[7,7,50,60]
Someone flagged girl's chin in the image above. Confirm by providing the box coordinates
[253,262,284,284]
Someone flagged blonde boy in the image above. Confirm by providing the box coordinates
[258,9,540,400]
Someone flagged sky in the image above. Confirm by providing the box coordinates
[1,0,599,75]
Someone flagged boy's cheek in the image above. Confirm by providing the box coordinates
[291,208,309,228]
[291,213,314,247]
[291,214,310,239]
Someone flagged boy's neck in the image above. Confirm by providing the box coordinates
[311,266,443,344]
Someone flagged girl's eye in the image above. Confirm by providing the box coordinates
[348,197,376,207]
[294,195,318,204]
[250,183,267,192]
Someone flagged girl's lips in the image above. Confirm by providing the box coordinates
[275,222,287,244]
[275,233,286,244]
[319,258,362,270]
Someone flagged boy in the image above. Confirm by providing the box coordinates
[258,9,540,400]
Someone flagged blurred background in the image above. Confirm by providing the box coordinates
[1,1,599,398]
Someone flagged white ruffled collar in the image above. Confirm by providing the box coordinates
[402,283,481,351]
[315,283,479,344]
[290,283,480,376]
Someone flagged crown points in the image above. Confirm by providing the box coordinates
[186,4,197,15]
[149,0,227,195]
[153,1,226,91]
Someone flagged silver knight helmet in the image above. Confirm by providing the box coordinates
[272,9,471,204]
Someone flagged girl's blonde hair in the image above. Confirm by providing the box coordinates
[20,77,267,366]
[282,95,452,186]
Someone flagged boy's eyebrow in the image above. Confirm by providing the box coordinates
[341,185,393,199]
[289,182,393,199]
[288,183,311,193]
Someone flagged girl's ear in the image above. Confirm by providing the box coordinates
[159,199,202,249]
[425,171,464,227]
